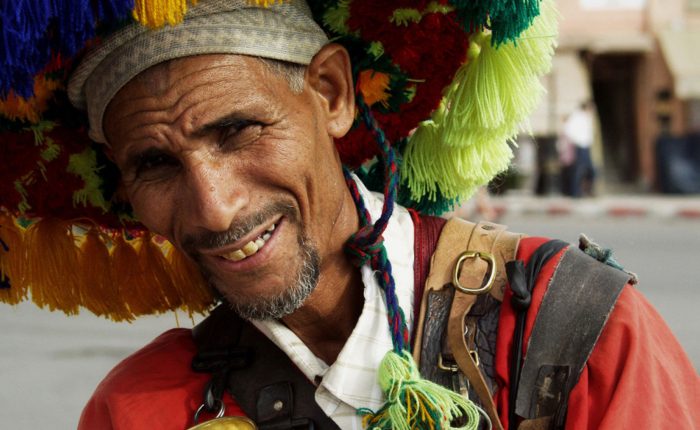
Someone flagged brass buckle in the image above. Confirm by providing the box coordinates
[187,416,257,430]
[437,354,460,372]
[452,251,496,295]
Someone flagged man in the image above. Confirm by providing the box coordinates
[0,1,697,429]
[562,101,596,197]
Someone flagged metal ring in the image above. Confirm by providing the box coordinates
[452,251,497,295]
[193,399,226,424]
[437,354,459,373]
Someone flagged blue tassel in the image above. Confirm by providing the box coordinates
[49,0,97,58]
[50,0,134,57]
[1,0,135,99]
[94,0,135,24]
[0,0,52,97]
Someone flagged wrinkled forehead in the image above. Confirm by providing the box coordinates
[67,0,328,144]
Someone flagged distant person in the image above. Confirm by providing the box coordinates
[556,114,575,196]
[564,101,596,197]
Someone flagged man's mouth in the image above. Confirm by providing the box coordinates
[220,223,276,262]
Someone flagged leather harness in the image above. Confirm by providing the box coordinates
[191,215,631,429]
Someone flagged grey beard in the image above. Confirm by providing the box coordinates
[183,200,320,320]
[227,237,320,320]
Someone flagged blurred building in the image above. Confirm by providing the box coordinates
[529,0,700,192]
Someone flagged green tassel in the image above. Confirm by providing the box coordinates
[390,8,423,26]
[402,0,557,205]
[322,0,351,35]
[67,148,108,211]
[450,0,541,46]
[359,350,480,430]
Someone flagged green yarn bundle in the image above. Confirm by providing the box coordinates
[359,351,481,430]
[402,0,558,205]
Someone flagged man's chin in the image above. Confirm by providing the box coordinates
[222,288,310,321]
[209,238,320,321]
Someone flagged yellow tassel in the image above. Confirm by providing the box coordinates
[78,229,132,321]
[24,219,81,315]
[246,0,286,7]
[166,244,215,316]
[132,0,199,28]
[137,233,182,311]
[0,214,28,305]
[112,235,161,317]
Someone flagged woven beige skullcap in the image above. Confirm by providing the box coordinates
[67,0,328,143]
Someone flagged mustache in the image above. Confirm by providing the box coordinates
[181,200,297,253]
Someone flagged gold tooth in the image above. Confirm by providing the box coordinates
[228,249,246,261]
[241,241,259,256]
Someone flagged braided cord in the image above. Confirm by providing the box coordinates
[343,96,408,353]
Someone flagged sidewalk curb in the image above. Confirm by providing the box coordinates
[489,194,700,219]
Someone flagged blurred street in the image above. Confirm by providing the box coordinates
[1,197,698,429]
[499,210,700,368]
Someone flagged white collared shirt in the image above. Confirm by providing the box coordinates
[251,177,415,429]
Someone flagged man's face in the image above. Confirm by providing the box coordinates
[103,52,354,319]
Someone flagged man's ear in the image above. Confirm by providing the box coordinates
[306,44,355,139]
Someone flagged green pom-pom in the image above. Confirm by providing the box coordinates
[322,0,351,34]
[68,148,108,211]
[359,350,480,430]
[402,0,558,205]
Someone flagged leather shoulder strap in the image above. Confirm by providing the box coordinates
[414,217,524,430]
[515,246,630,428]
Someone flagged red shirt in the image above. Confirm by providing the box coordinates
[80,238,699,429]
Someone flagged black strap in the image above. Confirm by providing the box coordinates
[506,240,569,429]
[513,246,630,429]
[192,306,339,430]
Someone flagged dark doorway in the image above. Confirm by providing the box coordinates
[590,54,641,183]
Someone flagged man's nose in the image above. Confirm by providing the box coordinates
[185,162,246,233]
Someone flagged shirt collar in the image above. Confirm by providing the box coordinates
[252,174,415,411]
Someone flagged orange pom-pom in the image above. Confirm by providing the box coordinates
[0,76,61,123]
[358,70,391,107]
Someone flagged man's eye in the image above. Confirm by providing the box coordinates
[220,120,262,149]
[133,152,180,181]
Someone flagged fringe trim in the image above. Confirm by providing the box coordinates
[0,215,215,321]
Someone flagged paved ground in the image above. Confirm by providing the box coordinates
[0,304,182,429]
[1,194,698,429]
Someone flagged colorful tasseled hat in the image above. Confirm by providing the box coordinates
[1,1,558,428]
[0,1,557,318]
